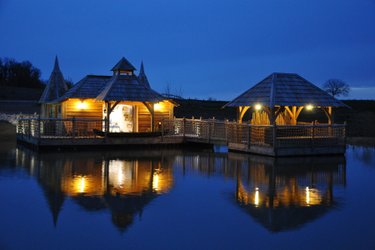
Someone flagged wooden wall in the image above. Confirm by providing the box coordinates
[60,99,174,133]
[137,104,151,132]
[62,99,103,119]
[154,101,174,131]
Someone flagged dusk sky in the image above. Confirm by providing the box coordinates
[1,0,374,100]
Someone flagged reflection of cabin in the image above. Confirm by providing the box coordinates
[229,153,346,232]
[15,148,174,230]
[39,57,175,133]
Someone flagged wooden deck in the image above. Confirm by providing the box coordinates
[16,118,346,156]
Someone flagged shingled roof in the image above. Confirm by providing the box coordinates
[96,74,165,102]
[56,75,110,101]
[225,73,347,108]
[39,57,68,103]
[55,57,165,103]
[111,57,136,72]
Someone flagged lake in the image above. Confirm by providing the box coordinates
[0,145,375,249]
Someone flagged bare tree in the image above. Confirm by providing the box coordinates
[323,79,350,97]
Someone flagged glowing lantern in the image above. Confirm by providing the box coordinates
[77,100,88,110]
[305,104,314,111]
[254,103,262,111]
[154,103,162,111]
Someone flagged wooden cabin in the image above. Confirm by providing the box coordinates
[39,57,175,133]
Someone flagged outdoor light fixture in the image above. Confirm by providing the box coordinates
[254,104,262,111]
[305,104,314,111]
[77,100,88,110]
[154,103,162,111]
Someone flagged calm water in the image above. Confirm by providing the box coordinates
[0,145,375,250]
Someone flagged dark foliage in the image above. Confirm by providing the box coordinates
[0,57,44,89]
[323,79,350,97]
[173,98,236,120]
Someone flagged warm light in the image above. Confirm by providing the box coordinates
[305,104,314,111]
[77,100,88,110]
[305,186,310,205]
[154,103,162,111]
[152,172,160,191]
[79,176,86,193]
[254,104,262,111]
[254,187,260,207]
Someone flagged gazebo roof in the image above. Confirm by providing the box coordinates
[39,57,68,103]
[225,73,347,108]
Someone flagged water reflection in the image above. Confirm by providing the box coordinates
[13,147,346,233]
[15,148,174,231]
[230,153,346,232]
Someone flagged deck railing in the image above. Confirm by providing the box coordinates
[17,118,104,139]
[17,117,346,148]
[161,118,346,147]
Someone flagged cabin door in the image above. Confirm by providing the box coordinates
[107,104,134,132]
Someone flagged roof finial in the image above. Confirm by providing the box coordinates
[54,55,61,72]
[140,61,145,74]
[138,61,150,89]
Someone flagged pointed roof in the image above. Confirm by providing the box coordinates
[111,57,136,72]
[138,61,150,89]
[39,56,68,103]
[52,57,170,104]
[225,73,348,108]
[96,74,165,102]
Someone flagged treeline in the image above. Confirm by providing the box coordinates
[0,58,45,89]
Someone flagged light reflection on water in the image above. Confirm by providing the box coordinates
[0,146,374,249]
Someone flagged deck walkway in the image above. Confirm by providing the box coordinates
[16,118,346,156]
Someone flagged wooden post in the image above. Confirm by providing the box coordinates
[28,119,31,138]
[208,120,211,143]
[38,116,41,142]
[183,117,186,138]
[312,120,315,147]
[161,120,164,142]
[72,117,76,139]
[247,124,251,149]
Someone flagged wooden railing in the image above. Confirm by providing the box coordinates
[16,118,346,148]
[161,118,346,147]
[17,118,104,139]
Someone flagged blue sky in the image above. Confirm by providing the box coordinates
[1,0,375,100]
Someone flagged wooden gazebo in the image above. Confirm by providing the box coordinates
[224,73,348,156]
[225,73,348,125]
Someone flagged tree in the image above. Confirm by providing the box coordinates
[0,57,44,88]
[323,79,350,98]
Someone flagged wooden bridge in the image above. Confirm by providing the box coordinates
[16,118,346,156]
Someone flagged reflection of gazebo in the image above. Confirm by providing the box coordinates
[230,153,346,232]
[224,73,348,156]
